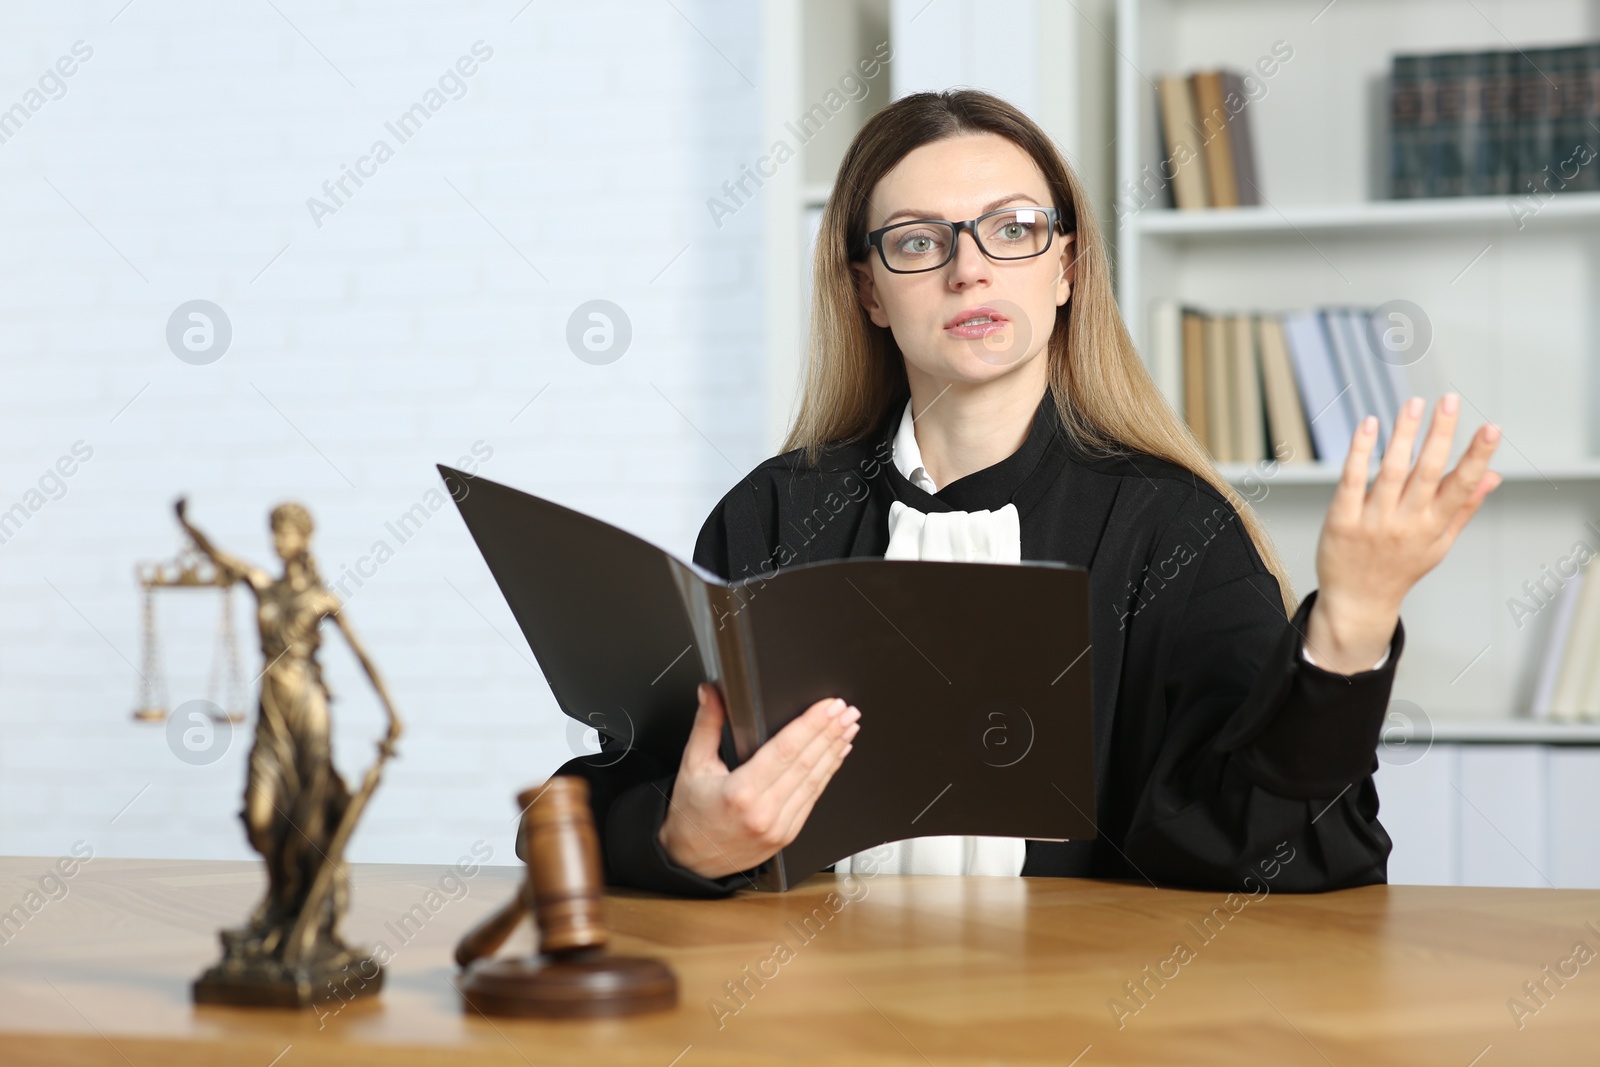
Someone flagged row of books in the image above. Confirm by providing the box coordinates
[1156,70,1262,210]
[1391,44,1600,199]
[1530,556,1600,721]
[1147,305,1413,467]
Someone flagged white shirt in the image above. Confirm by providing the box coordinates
[835,400,1029,878]
[831,398,1387,879]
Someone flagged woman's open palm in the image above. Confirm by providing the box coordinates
[1316,393,1503,621]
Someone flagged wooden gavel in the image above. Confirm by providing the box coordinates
[455,777,608,966]
[453,775,676,1017]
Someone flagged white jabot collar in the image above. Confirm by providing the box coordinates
[885,397,1022,565]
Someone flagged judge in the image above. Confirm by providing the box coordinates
[555,89,1503,897]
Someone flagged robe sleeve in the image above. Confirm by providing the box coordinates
[546,732,750,898]
[1120,489,1404,893]
[543,479,778,898]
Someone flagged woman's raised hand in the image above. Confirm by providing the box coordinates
[657,683,860,879]
[1306,392,1503,673]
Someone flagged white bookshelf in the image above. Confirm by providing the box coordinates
[762,0,900,452]
[1117,0,1600,887]
[1217,457,1600,486]
[1116,0,1600,728]
[1135,189,1600,236]
[1408,720,1600,745]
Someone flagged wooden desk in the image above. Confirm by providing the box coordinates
[2,857,1597,1065]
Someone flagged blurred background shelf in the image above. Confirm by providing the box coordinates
[1116,0,1600,886]
[1134,190,1600,237]
[1117,0,1600,727]
[1417,719,1600,744]
[1216,458,1600,486]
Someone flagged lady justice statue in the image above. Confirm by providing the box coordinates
[176,496,404,1008]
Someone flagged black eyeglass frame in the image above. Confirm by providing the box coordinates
[859,205,1066,274]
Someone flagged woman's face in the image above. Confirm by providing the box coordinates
[852,132,1075,390]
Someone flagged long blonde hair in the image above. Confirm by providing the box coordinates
[782,89,1295,616]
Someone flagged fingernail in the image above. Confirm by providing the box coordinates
[1407,396,1424,417]
[827,698,846,717]
[1363,415,1377,433]
[1442,392,1460,414]
[696,683,707,701]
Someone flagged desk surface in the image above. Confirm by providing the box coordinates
[1,857,1597,1065]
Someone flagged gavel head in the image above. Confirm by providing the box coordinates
[516,776,608,957]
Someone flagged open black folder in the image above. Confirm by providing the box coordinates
[440,465,1097,891]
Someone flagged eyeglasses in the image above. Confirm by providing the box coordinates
[861,205,1064,274]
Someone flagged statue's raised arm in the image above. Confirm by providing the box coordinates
[174,496,269,591]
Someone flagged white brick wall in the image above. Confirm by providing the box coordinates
[0,1,766,867]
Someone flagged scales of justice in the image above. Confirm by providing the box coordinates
[130,533,249,726]
[137,496,405,1007]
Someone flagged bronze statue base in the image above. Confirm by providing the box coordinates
[193,927,385,1008]
[458,947,677,1018]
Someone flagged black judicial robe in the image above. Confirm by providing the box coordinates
[551,387,1404,897]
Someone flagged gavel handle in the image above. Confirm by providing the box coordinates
[454,876,532,968]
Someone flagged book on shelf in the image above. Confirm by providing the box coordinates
[1228,314,1265,464]
[1389,42,1600,200]
[1280,310,1355,466]
[1255,317,1315,468]
[1534,553,1600,723]
[1180,308,1209,449]
[1149,301,1184,415]
[1323,308,1391,456]
[1531,568,1586,720]
[1148,303,1418,468]
[1203,314,1233,461]
[1155,69,1262,210]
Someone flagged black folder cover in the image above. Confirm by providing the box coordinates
[440,465,1097,891]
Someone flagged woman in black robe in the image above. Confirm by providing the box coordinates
[555,89,1503,898]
